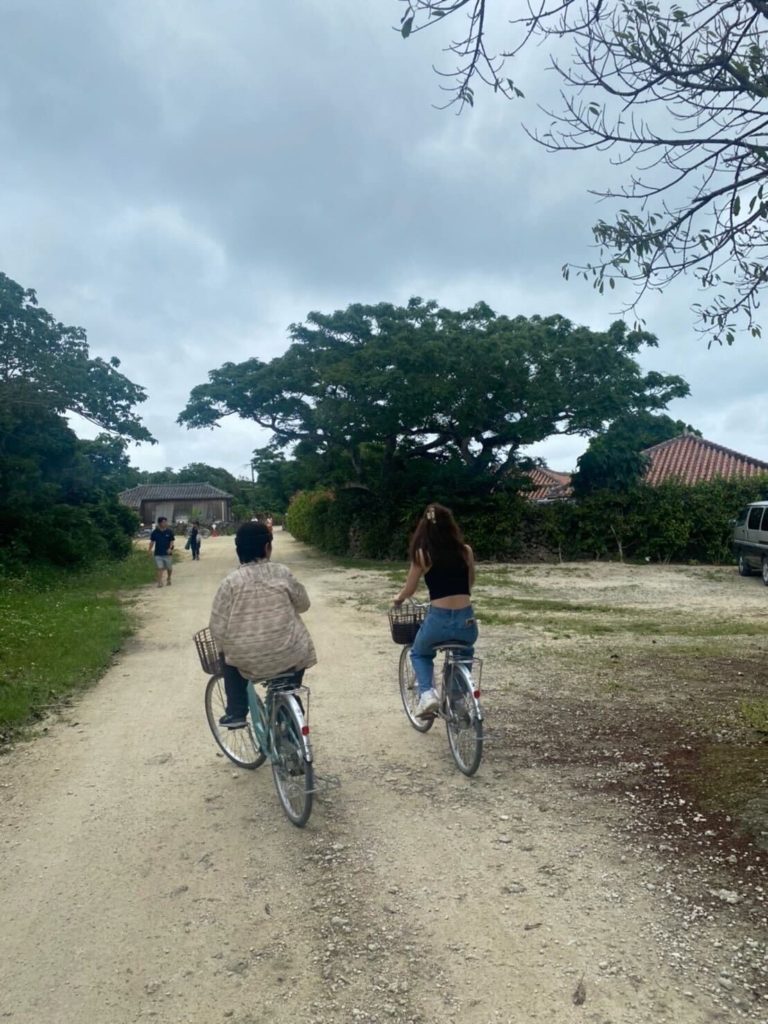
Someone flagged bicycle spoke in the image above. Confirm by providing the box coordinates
[204,675,265,770]
[398,645,434,733]
[271,698,313,827]
[445,665,483,776]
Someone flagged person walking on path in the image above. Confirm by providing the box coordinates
[209,521,317,728]
[149,516,175,587]
[187,521,202,561]
[393,503,478,718]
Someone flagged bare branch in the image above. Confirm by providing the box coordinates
[399,0,768,343]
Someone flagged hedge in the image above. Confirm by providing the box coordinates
[285,475,768,564]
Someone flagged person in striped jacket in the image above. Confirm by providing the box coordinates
[210,521,317,729]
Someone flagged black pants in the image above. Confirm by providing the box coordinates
[222,662,305,717]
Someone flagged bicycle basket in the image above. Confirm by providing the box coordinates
[388,601,427,645]
[193,627,220,674]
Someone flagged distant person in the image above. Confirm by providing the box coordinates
[209,521,316,728]
[188,520,202,561]
[149,516,175,588]
[265,515,274,536]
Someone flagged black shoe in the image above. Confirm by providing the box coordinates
[219,713,247,729]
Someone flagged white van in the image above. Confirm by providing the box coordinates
[732,501,768,584]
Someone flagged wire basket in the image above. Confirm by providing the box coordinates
[388,601,427,645]
[193,627,221,674]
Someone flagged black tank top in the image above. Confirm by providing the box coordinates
[424,561,471,600]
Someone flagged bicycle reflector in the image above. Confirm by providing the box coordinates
[301,725,310,736]
[473,689,481,699]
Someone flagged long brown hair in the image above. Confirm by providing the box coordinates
[408,503,468,570]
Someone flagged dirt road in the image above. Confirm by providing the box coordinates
[0,536,764,1024]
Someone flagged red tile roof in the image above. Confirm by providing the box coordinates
[522,433,768,500]
[118,483,233,508]
[647,434,768,485]
[642,434,768,486]
[525,467,573,502]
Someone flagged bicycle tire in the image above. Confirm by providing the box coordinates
[398,645,434,733]
[271,695,313,827]
[204,674,265,769]
[444,663,483,776]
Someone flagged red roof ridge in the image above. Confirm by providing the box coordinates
[529,466,571,483]
[642,433,768,470]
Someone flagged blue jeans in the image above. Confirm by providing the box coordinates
[410,605,478,694]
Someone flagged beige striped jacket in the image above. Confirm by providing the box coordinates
[209,560,317,680]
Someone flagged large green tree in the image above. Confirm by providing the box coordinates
[0,272,152,569]
[398,2,768,345]
[0,272,153,442]
[80,435,141,493]
[571,413,701,496]
[179,299,689,495]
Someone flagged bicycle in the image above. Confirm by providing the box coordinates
[389,601,484,776]
[194,628,315,827]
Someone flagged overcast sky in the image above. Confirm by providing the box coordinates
[2,0,767,481]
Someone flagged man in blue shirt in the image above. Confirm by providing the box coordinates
[149,517,175,588]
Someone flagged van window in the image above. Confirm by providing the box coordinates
[760,509,768,533]
[748,506,765,529]
[735,507,749,526]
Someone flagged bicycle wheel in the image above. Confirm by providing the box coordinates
[204,675,265,769]
[444,663,483,776]
[271,696,313,827]
[398,645,434,733]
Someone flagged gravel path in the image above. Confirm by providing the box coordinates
[0,535,764,1024]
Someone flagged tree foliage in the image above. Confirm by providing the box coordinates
[399,1,768,345]
[571,413,701,496]
[80,435,141,493]
[0,271,151,572]
[180,298,688,496]
[0,272,153,441]
[0,404,139,572]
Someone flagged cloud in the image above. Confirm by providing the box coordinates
[1,0,766,481]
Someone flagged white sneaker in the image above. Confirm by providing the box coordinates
[415,688,439,718]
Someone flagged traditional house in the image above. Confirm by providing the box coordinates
[524,433,768,501]
[118,483,234,525]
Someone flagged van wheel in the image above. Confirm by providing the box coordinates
[738,554,753,577]
[762,557,768,587]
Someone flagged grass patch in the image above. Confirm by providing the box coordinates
[741,699,768,734]
[684,742,768,819]
[477,594,617,614]
[0,552,155,740]
[474,593,768,639]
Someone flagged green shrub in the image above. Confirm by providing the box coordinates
[0,496,139,576]
[284,474,768,565]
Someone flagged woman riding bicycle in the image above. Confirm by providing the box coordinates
[393,503,478,718]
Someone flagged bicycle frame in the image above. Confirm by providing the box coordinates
[245,679,313,764]
[437,649,483,723]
